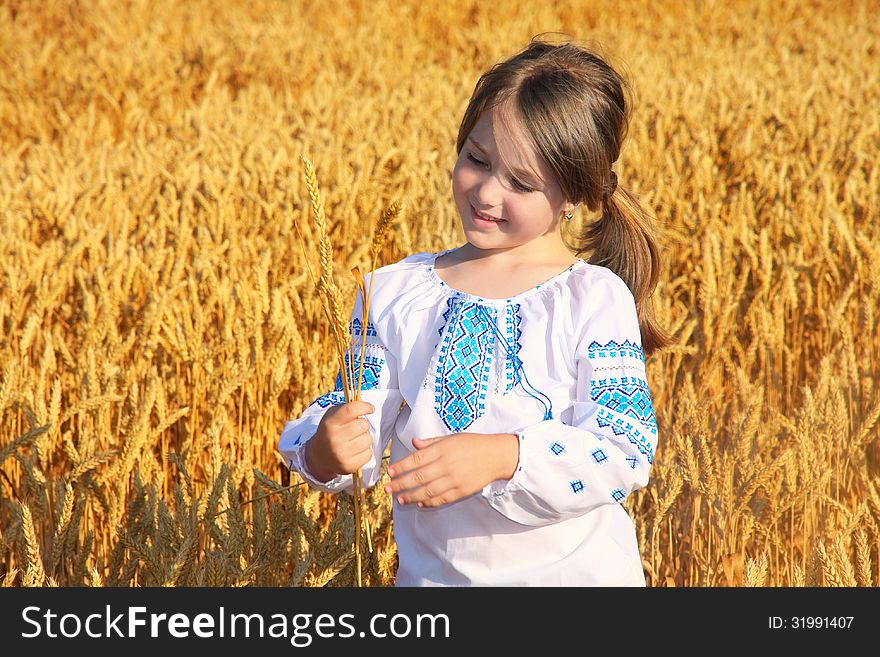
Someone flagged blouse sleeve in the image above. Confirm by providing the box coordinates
[278,279,404,495]
[481,276,658,526]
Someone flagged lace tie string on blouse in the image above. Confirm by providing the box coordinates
[476,305,554,421]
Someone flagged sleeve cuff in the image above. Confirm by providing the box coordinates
[279,417,353,494]
[481,431,527,502]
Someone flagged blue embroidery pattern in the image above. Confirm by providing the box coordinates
[570,479,584,494]
[503,304,523,392]
[311,350,385,409]
[334,351,384,391]
[349,318,378,339]
[611,488,626,503]
[434,297,495,431]
[587,338,645,363]
[596,408,654,462]
[587,339,657,463]
[625,455,639,469]
[313,391,347,408]
[549,441,566,456]
[590,448,608,464]
[433,296,552,429]
[590,376,657,433]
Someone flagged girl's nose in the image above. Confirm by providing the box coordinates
[472,173,504,208]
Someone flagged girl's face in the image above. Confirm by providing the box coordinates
[451,105,574,259]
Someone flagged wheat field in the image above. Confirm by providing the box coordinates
[0,0,878,587]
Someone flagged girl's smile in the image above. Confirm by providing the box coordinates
[470,203,506,227]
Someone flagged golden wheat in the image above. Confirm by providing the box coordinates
[0,0,877,588]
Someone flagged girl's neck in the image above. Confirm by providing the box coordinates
[456,241,577,269]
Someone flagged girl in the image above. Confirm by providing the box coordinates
[279,37,670,586]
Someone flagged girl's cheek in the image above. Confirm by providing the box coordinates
[451,168,472,201]
[452,158,468,181]
[454,167,482,195]
[451,161,463,189]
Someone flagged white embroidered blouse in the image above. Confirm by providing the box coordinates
[278,248,658,586]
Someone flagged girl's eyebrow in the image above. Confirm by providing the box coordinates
[468,137,542,186]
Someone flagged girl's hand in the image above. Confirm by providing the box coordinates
[307,400,375,482]
[384,433,519,509]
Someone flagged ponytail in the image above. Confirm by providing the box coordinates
[572,181,671,358]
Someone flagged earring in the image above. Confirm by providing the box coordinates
[564,211,573,222]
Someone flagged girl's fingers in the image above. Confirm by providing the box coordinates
[388,442,437,477]
[388,473,454,505]
[384,468,432,498]
[412,478,458,507]
[354,446,373,470]
[386,461,444,495]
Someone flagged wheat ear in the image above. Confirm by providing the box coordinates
[300,156,368,586]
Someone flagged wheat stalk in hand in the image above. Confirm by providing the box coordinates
[298,156,399,586]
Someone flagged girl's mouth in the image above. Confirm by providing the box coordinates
[470,204,505,226]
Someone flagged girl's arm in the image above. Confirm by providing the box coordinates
[278,280,404,495]
[480,276,658,526]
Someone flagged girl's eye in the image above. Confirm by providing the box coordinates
[466,152,487,167]
[511,179,533,193]
[467,151,534,193]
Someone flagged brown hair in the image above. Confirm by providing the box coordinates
[455,36,671,357]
